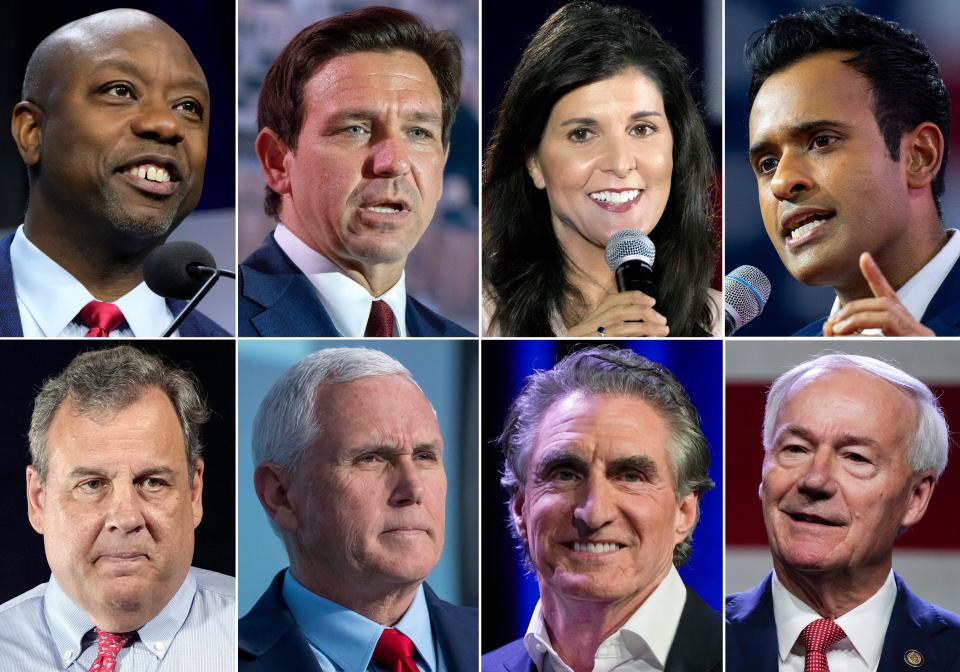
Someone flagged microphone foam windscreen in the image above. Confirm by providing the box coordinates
[604,229,656,271]
[143,241,216,300]
[724,265,772,326]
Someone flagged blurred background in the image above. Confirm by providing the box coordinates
[0,0,236,333]
[726,340,960,611]
[237,339,478,616]
[482,0,723,288]
[481,339,722,653]
[0,340,236,603]
[725,0,960,335]
[238,0,479,333]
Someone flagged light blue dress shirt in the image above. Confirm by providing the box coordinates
[282,570,445,672]
[0,567,234,672]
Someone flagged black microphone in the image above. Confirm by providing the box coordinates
[143,241,236,337]
[724,265,771,335]
[605,229,656,299]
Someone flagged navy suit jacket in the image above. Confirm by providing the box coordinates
[794,256,960,336]
[238,234,473,337]
[0,232,228,337]
[239,571,478,671]
[726,573,960,671]
[481,587,721,672]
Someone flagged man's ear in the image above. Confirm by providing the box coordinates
[190,459,205,530]
[12,101,44,168]
[255,127,294,197]
[510,490,527,540]
[526,153,546,190]
[26,465,45,534]
[903,121,944,191]
[253,462,300,532]
[900,470,936,530]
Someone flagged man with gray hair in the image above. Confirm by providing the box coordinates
[240,347,477,670]
[0,345,234,670]
[726,353,960,670]
[482,346,721,672]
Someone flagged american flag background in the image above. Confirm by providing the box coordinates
[726,340,960,612]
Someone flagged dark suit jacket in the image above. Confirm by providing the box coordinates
[0,232,228,337]
[481,587,721,672]
[238,233,473,337]
[239,571,478,671]
[726,573,960,671]
[794,256,960,336]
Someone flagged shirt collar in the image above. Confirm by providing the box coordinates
[11,225,173,336]
[282,570,437,672]
[772,569,897,669]
[829,228,960,332]
[44,570,198,668]
[523,565,686,671]
[273,224,407,336]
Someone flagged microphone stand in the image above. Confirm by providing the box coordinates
[162,265,237,337]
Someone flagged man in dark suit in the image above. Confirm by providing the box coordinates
[744,6,958,337]
[727,353,960,670]
[5,9,227,337]
[239,347,477,670]
[239,7,472,337]
[482,347,721,672]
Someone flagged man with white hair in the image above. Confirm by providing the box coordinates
[727,353,960,670]
[239,347,477,671]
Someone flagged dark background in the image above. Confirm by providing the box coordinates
[481,339,723,652]
[0,340,235,603]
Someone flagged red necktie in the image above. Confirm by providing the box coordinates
[372,628,419,672]
[365,300,395,337]
[90,628,133,672]
[78,301,125,337]
[800,619,847,672]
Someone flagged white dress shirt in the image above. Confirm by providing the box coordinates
[523,565,686,672]
[772,570,897,672]
[273,224,407,336]
[10,225,176,337]
[828,228,960,335]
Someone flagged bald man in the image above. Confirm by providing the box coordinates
[1,9,228,337]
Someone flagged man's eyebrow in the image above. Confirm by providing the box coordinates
[134,466,178,479]
[775,425,880,450]
[748,118,853,157]
[559,111,663,127]
[608,454,659,477]
[66,467,109,480]
[89,59,209,96]
[533,448,588,475]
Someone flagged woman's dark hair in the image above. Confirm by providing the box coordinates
[483,2,716,336]
[745,4,951,217]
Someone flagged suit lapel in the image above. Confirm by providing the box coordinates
[239,572,323,671]
[424,584,477,672]
[665,588,721,672]
[726,575,780,672]
[920,256,960,335]
[0,232,24,336]
[878,574,949,672]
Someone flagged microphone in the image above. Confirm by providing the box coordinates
[143,241,236,337]
[605,229,656,299]
[724,265,771,335]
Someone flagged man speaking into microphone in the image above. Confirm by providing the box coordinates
[744,5,959,336]
[1,8,230,337]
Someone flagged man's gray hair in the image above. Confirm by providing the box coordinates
[30,345,208,481]
[763,353,949,478]
[252,347,415,471]
[500,345,714,568]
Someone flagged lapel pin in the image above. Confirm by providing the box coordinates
[904,649,923,667]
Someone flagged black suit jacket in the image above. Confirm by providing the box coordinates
[238,234,473,337]
[239,571,478,671]
[726,573,960,671]
[793,255,960,336]
[481,587,721,672]
[0,232,228,336]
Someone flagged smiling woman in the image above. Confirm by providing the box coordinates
[482,2,720,337]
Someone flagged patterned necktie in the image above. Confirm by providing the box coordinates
[800,618,847,672]
[372,628,419,672]
[90,628,133,672]
[78,300,125,337]
[365,300,395,337]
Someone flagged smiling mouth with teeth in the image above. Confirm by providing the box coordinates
[789,218,829,240]
[590,189,640,205]
[127,164,172,183]
[571,542,623,553]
